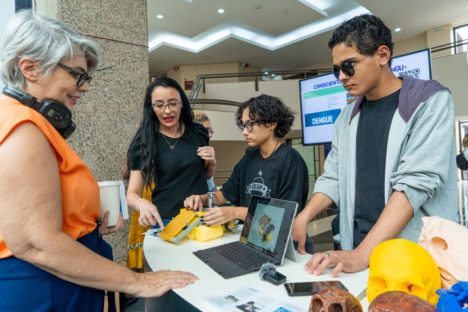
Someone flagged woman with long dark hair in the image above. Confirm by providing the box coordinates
[126,77,216,228]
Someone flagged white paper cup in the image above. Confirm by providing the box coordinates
[98,181,121,227]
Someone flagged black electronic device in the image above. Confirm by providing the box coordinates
[264,271,287,285]
[284,281,348,297]
[258,262,287,285]
[2,86,76,139]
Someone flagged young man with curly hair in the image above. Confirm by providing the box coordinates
[292,14,458,276]
[184,94,309,226]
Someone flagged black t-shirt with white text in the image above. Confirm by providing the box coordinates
[221,144,309,213]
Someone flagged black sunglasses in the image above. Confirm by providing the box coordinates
[332,56,367,80]
[57,63,92,87]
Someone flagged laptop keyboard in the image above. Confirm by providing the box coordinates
[213,242,273,271]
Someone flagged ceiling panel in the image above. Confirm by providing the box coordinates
[148,0,468,75]
[148,0,324,38]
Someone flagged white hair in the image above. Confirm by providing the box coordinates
[0,10,98,90]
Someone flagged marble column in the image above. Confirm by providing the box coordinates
[35,0,149,263]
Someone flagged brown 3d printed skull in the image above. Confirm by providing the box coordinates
[369,291,436,312]
[309,288,362,312]
[367,239,441,305]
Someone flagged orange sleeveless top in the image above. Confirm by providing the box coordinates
[0,96,100,259]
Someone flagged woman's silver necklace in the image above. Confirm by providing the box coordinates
[161,134,180,150]
[258,141,280,176]
[160,126,183,151]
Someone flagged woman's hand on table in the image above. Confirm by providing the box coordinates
[303,249,368,277]
[184,194,205,211]
[137,199,164,228]
[135,270,198,297]
[99,211,124,235]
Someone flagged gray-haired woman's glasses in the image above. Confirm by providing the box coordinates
[57,63,92,88]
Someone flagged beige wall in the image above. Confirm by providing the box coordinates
[392,24,452,59]
[394,33,428,56]
[167,62,261,96]
[167,62,242,88]
[198,79,302,141]
[203,110,244,141]
[301,62,334,71]
[211,141,248,186]
[166,66,181,84]
[238,62,262,82]
[432,52,468,116]
[427,24,453,58]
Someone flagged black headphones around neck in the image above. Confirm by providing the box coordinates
[2,86,76,139]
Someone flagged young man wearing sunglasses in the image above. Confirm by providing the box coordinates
[292,14,458,276]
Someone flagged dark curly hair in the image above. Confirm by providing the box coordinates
[235,94,294,138]
[328,14,394,62]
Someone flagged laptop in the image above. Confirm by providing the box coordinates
[193,196,298,279]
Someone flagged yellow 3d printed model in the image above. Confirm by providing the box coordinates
[159,209,202,243]
[159,208,223,243]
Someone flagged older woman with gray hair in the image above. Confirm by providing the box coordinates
[0,11,196,311]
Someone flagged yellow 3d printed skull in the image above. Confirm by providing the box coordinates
[187,224,223,242]
[367,239,441,306]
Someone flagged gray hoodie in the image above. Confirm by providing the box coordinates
[314,76,458,250]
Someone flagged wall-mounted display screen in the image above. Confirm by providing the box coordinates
[299,49,431,145]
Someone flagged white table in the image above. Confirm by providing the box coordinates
[144,230,369,311]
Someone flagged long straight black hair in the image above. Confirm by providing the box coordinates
[126,77,194,186]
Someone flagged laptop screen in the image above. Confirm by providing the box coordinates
[239,196,297,262]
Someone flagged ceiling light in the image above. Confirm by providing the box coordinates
[264,72,269,75]
[217,8,225,14]
[394,27,401,32]
[156,14,164,19]
[297,0,328,17]
[148,5,371,53]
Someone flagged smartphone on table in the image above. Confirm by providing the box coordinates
[284,280,347,296]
